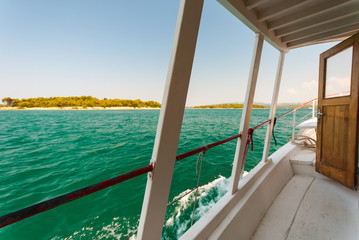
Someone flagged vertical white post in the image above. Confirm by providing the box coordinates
[262,51,286,162]
[230,33,264,195]
[137,0,204,239]
[292,110,296,141]
[312,100,315,118]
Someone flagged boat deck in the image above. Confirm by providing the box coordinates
[252,150,359,240]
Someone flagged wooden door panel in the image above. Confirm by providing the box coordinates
[321,164,347,186]
[321,105,349,170]
[333,105,349,170]
[322,97,351,106]
[316,32,359,189]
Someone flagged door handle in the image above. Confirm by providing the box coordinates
[317,112,324,124]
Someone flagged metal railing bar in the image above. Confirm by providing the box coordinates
[176,133,242,161]
[0,164,153,228]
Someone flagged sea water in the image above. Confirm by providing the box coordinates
[0,109,311,239]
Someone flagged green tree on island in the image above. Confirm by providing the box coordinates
[192,103,267,109]
[2,97,17,107]
[1,96,161,109]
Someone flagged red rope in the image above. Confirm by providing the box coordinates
[239,128,254,173]
[0,164,153,229]
[176,133,242,161]
[247,128,254,151]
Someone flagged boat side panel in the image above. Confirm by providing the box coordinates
[180,142,298,239]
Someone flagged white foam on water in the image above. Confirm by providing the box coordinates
[53,172,249,240]
[97,221,123,239]
[164,171,249,239]
[96,217,138,240]
[164,176,230,238]
[52,216,138,240]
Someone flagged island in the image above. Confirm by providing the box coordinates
[0,97,161,110]
[192,103,268,109]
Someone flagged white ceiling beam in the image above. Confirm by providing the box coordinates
[282,15,359,43]
[275,5,359,37]
[218,0,288,51]
[257,0,311,22]
[288,34,352,49]
[267,0,352,30]
[319,30,359,43]
[246,0,270,10]
[287,23,359,48]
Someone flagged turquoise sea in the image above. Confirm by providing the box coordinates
[0,109,312,239]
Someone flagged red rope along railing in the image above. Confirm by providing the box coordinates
[0,98,319,229]
[176,133,242,161]
[0,164,153,228]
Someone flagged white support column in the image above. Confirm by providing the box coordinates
[292,110,296,141]
[262,51,286,162]
[137,0,204,239]
[230,33,264,195]
[312,100,315,118]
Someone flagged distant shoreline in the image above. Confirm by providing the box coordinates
[188,107,267,109]
[0,107,161,111]
[0,107,309,111]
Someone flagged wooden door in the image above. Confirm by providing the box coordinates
[316,33,359,189]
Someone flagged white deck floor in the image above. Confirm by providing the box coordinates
[252,149,359,240]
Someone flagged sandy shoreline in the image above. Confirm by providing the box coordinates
[0,107,272,110]
[0,107,161,111]
[190,108,268,109]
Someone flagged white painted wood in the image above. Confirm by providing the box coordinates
[282,14,359,43]
[257,0,311,22]
[252,175,314,240]
[137,0,204,239]
[292,110,296,141]
[267,0,351,30]
[262,51,285,163]
[217,0,287,51]
[287,178,359,240]
[287,22,359,48]
[180,159,274,240]
[318,31,358,44]
[229,33,264,195]
[219,0,359,50]
[275,5,359,37]
[290,149,316,165]
[246,0,269,10]
[180,129,359,239]
[181,141,298,240]
[296,118,317,129]
[312,100,315,118]
[209,144,295,240]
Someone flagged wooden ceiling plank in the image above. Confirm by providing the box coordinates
[288,35,350,49]
[287,23,359,48]
[275,5,359,37]
[218,0,288,50]
[318,31,359,43]
[257,0,311,22]
[246,0,270,10]
[282,15,359,43]
[267,0,352,30]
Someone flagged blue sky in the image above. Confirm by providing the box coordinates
[0,0,337,106]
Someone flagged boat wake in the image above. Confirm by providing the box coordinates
[162,176,230,239]
[53,173,248,240]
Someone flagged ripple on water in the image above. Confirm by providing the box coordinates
[0,109,312,239]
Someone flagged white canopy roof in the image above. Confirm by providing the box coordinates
[218,0,359,51]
